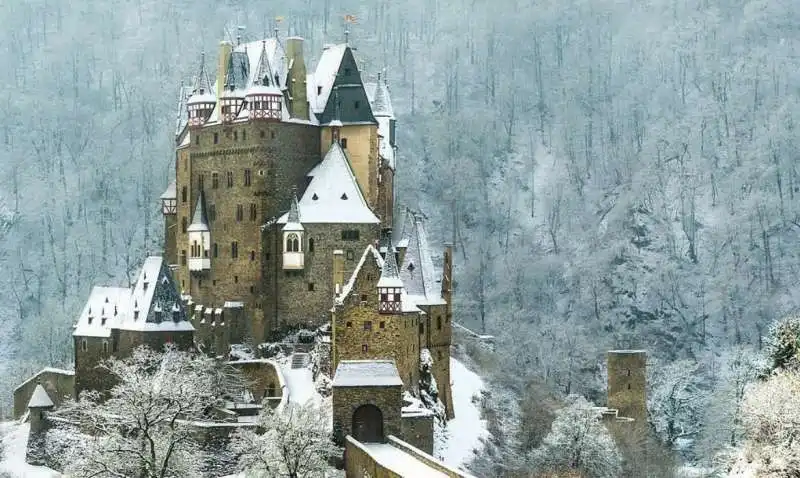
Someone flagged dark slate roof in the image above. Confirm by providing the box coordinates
[316,47,376,125]
[397,210,446,305]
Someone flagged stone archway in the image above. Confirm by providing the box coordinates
[352,404,384,443]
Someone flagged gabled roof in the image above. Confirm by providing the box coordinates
[397,210,446,306]
[117,257,194,332]
[28,384,54,409]
[336,245,421,313]
[73,286,131,337]
[277,143,379,224]
[187,191,209,232]
[74,257,194,336]
[310,44,347,114]
[333,360,403,387]
[234,38,287,90]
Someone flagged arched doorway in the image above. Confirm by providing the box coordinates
[352,404,384,442]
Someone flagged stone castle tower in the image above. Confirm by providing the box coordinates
[161,36,397,343]
[607,350,647,423]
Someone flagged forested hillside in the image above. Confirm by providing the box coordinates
[0,0,798,472]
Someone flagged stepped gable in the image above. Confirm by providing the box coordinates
[397,211,446,306]
[277,142,380,224]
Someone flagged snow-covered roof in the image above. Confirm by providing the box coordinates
[233,38,287,90]
[371,79,394,118]
[378,117,395,170]
[27,384,54,409]
[187,192,209,232]
[333,360,403,387]
[73,286,131,337]
[277,142,379,224]
[310,44,347,114]
[282,191,304,231]
[397,211,446,306]
[337,245,384,304]
[160,180,176,200]
[13,369,74,394]
[377,238,403,288]
[187,92,216,105]
[224,301,244,308]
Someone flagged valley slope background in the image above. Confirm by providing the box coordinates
[0,0,798,470]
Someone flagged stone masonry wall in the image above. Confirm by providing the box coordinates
[263,222,378,337]
[174,121,320,343]
[400,413,433,455]
[228,360,283,402]
[13,370,74,419]
[607,350,647,423]
[333,385,401,444]
[320,125,379,207]
[421,303,454,419]
[332,255,420,393]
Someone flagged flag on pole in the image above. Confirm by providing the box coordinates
[344,14,357,23]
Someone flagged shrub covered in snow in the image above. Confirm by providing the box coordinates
[418,349,446,423]
[765,316,800,372]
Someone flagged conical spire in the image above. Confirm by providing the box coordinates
[378,231,403,288]
[188,191,209,232]
[287,187,300,223]
[253,40,276,87]
[282,187,304,231]
[192,51,213,95]
[373,73,394,118]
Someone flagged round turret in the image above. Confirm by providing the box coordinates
[187,90,216,128]
[246,84,283,121]
[220,87,244,124]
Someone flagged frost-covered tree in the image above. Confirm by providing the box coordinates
[764,316,800,372]
[725,370,800,476]
[53,346,244,478]
[647,359,707,448]
[230,401,339,478]
[527,395,621,478]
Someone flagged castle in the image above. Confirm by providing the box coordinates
[13,31,469,477]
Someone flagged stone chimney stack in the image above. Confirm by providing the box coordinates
[217,41,233,100]
[284,37,308,120]
[333,250,345,295]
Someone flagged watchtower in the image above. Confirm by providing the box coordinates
[607,350,647,423]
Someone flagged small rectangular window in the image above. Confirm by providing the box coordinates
[212,172,219,189]
[234,275,238,284]
[364,321,372,331]
[341,230,360,241]
[250,250,256,261]
[354,101,360,109]
[208,204,216,221]
[317,86,322,95]
[236,205,243,222]
[250,203,257,221]
[181,250,187,265]
[213,243,218,258]
[360,294,368,303]
[244,169,252,187]
[308,283,315,291]
[198,175,204,190]
[362,344,369,353]
[213,133,219,144]
[250,286,255,294]
[346,250,354,261]
[231,242,239,258]
[233,131,238,141]
[341,138,348,149]
[181,186,187,203]
[227,171,234,188]
[195,135,200,145]
[346,321,352,328]
[242,130,247,141]
[380,321,385,329]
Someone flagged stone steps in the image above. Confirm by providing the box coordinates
[290,353,309,369]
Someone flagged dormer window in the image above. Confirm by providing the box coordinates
[317,86,322,95]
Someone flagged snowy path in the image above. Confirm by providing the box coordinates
[437,358,490,471]
[0,422,62,477]
[281,353,319,407]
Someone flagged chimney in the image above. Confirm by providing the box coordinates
[284,37,308,120]
[396,242,408,268]
[333,250,345,295]
[217,40,233,100]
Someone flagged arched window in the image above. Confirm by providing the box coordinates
[286,233,300,252]
[308,237,315,253]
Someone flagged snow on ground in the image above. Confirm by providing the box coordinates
[279,357,324,408]
[0,422,61,477]
[436,358,490,471]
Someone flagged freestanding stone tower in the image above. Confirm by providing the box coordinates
[607,350,647,422]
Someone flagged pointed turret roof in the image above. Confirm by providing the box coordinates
[192,52,213,95]
[28,384,54,409]
[372,75,394,118]
[282,188,304,231]
[254,41,276,87]
[277,143,380,224]
[187,191,209,232]
[378,232,403,288]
